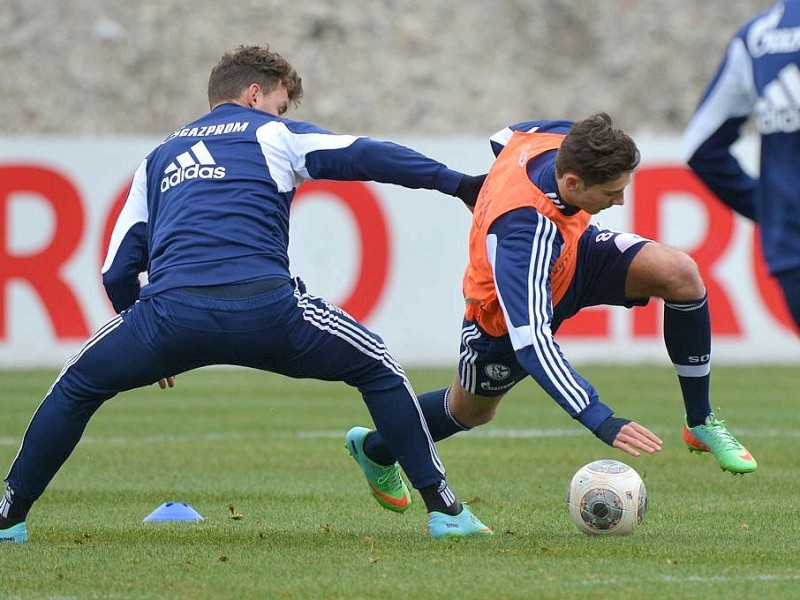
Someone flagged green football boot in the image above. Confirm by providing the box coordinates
[683,413,757,474]
[346,426,411,513]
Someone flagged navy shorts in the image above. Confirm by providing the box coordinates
[458,226,650,397]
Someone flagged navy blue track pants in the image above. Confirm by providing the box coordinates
[6,278,444,500]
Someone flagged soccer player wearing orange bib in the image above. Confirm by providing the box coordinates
[347,114,757,517]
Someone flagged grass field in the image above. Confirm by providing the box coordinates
[1,365,798,599]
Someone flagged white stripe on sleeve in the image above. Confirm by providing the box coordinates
[102,159,148,274]
[683,38,756,161]
[256,121,360,193]
[489,219,591,413]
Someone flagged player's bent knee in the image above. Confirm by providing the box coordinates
[664,252,705,301]
[633,244,704,301]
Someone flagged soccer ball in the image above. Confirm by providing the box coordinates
[566,459,647,535]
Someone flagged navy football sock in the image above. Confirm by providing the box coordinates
[363,387,469,465]
[664,294,712,427]
[419,481,463,515]
[416,387,470,440]
[0,486,32,528]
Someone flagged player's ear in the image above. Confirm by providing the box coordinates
[244,83,261,107]
[564,173,583,192]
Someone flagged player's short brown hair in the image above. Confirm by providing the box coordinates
[207,45,304,108]
[556,113,640,187]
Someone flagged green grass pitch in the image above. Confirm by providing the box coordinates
[1,365,799,598]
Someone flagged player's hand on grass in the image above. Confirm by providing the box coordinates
[612,421,662,457]
[157,376,176,390]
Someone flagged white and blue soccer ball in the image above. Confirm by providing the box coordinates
[566,459,647,535]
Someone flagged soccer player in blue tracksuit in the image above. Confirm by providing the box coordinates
[684,0,800,333]
[346,114,758,518]
[0,45,492,543]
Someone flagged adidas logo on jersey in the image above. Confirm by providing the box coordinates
[160,141,226,192]
[754,63,800,134]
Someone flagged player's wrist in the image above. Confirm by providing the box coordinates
[454,173,487,207]
[594,416,631,446]
[576,400,613,433]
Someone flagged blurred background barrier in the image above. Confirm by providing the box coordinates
[4,0,796,366]
[1,134,797,367]
[0,1,775,137]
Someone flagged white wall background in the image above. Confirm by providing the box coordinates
[0,135,798,369]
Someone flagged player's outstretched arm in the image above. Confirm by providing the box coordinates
[612,421,662,457]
